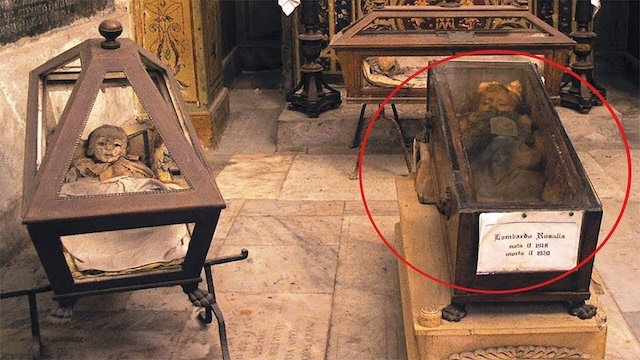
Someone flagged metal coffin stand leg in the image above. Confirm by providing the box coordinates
[0,249,248,360]
[197,249,249,360]
[0,285,52,358]
[350,103,413,180]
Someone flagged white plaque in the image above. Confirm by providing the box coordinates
[476,211,583,274]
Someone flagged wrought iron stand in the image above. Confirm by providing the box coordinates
[559,0,607,113]
[350,103,413,180]
[286,0,341,117]
[0,249,248,360]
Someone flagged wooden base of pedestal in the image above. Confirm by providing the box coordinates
[395,174,607,360]
[189,88,230,148]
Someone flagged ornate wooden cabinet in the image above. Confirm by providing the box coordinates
[330,5,575,103]
[417,60,602,316]
[289,0,580,85]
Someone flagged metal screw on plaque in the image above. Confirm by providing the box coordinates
[99,19,123,50]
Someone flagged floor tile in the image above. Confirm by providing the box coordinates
[224,215,343,246]
[64,309,191,332]
[229,89,287,110]
[624,311,640,343]
[215,108,280,155]
[199,293,333,360]
[279,154,407,201]
[326,288,404,360]
[588,148,638,200]
[597,283,640,359]
[239,199,345,217]
[204,152,233,178]
[595,198,639,315]
[576,150,628,200]
[595,245,640,313]
[344,200,400,216]
[214,199,246,240]
[215,154,294,199]
[598,198,637,244]
[125,286,198,312]
[40,329,154,359]
[336,227,401,297]
[213,245,339,294]
[343,215,399,246]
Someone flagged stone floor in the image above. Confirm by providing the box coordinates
[1,55,639,359]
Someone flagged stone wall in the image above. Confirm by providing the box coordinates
[0,0,131,263]
[0,0,111,45]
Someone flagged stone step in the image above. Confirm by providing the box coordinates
[277,94,426,154]
[277,90,631,155]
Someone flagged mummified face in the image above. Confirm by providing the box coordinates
[478,88,518,112]
[87,125,128,164]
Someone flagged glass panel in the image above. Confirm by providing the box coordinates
[362,56,431,89]
[148,69,196,150]
[439,63,557,203]
[57,71,191,198]
[361,56,544,90]
[38,58,82,168]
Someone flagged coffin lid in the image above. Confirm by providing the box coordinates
[427,60,601,210]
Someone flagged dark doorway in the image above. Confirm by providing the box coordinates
[234,0,283,71]
[220,0,284,88]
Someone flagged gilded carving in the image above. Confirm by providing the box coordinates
[307,0,568,77]
[134,0,198,103]
[458,18,482,29]
[363,16,530,32]
[435,17,457,30]
[488,17,533,29]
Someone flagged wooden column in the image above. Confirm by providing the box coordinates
[132,0,229,147]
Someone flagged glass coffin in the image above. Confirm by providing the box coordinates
[419,60,602,307]
[22,21,225,307]
[330,5,575,104]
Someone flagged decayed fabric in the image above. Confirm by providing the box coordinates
[66,155,155,182]
[61,224,191,273]
[362,56,429,88]
[58,176,182,196]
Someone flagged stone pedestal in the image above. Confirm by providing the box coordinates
[395,174,608,360]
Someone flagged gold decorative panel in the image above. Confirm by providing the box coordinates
[296,0,575,79]
[134,0,199,103]
[302,0,522,76]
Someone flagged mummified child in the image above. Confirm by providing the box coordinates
[458,81,546,201]
[65,124,155,183]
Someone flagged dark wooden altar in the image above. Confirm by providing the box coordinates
[330,5,575,103]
